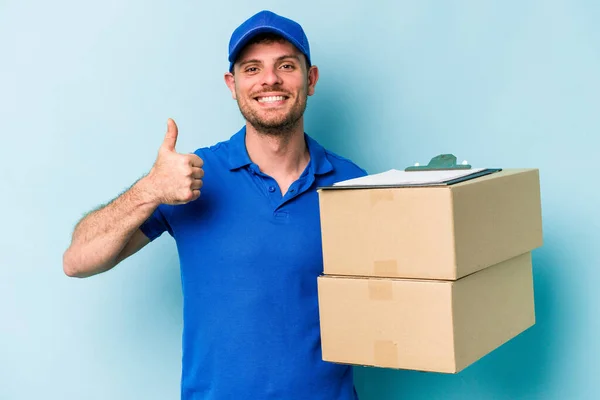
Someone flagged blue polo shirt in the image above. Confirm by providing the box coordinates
[140,126,367,400]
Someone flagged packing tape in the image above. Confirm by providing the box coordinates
[370,189,394,206]
[374,260,398,276]
[374,340,399,368]
[368,280,393,301]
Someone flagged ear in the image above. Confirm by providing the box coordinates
[224,72,237,100]
[307,65,319,96]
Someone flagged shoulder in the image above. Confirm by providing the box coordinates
[191,127,245,162]
[306,134,368,180]
[324,148,368,180]
[190,137,238,172]
[325,149,367,173]
[192,139,228,158]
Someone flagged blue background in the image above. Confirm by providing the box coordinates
[1,1,598,399]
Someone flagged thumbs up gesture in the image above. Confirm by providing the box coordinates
[146,119,204,205]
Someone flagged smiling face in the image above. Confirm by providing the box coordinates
[224,35,319,136]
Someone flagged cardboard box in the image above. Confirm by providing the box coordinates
[317,252,535,373]
[318,169,543,280]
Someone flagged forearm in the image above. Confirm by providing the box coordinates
[63,176,159,277]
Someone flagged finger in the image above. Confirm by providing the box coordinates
[188,154,204,168]
[191,189,201,200]
[191,167,204,179]
[161,118,178,152]
[191,179,204,190]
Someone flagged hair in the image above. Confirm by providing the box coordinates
[233,32,311,72]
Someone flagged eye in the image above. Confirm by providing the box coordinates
[245,66,259,73]
[280,63,295,70]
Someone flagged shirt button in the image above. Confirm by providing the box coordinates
[290,189,295,193]
[268,186,275,192]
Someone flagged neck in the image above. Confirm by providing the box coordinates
[245,119,310,179]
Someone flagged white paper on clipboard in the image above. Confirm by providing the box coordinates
[332,168,488,187]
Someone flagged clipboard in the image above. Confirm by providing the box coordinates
[321,154,502,189]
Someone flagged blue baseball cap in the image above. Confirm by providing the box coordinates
[228,10,311,71]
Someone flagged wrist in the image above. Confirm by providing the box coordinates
[134,173,162,208]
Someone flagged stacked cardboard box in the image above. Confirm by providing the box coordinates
[316,169,543,373]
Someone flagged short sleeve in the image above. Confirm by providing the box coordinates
[140,204,173,241]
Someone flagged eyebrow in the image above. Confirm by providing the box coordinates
[238,54,301,67]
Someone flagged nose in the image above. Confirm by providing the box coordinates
[261,66,282,86]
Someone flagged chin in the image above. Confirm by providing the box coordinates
[239,101,304,134]
[254,111,292,127]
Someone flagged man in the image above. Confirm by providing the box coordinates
[63,10,367,400]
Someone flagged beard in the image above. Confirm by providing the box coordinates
[236,87,308,137]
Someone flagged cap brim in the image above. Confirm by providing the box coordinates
[228,26,308,71]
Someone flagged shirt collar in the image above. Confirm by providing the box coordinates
[227,126,252,170]
[227,125,334,176]
[305,133,334,176]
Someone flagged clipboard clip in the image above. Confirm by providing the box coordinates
[405,154,471,171]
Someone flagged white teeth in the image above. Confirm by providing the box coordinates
[258,96,285,103]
